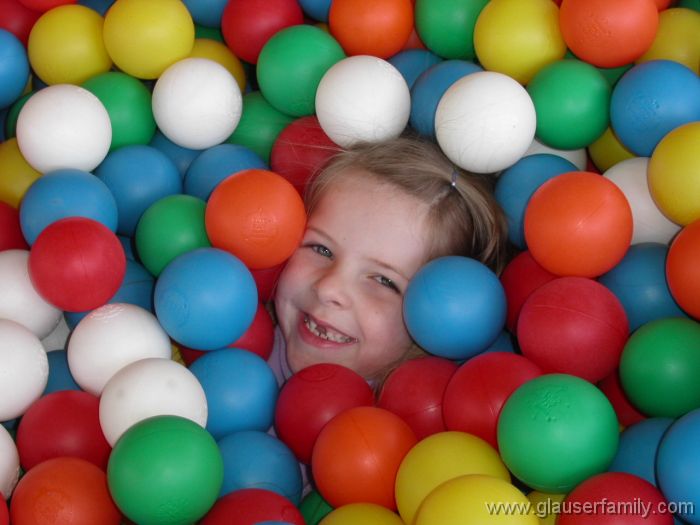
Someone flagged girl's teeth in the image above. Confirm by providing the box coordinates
[305,316,353,343]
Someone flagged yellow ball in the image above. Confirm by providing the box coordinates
[637,8,700,75]
[320,503,405,525]
[415,474,540,525]
[0,139,41,208]
[588,127,636,173]
[28,5,112,86]
[189,38,246,93]
[103,0,195,80]
[474,0,566,84]
[648,121,700,225]
[395,431,510,525]
[527,491,566,525]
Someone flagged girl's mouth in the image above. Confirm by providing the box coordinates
[301,314,357,345]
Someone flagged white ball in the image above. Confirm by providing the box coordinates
[0,425,19,499]
[0,250,62,339]
[152,58,242,150]
[604,157,681,245]
[41,315,70,352]
[0,319,48,421]
[524,137,588,171]
[67,303,172,396]
[315,55,411,148]
[99,357,208,446]
[16,84,111,173]
[435,71,536,174]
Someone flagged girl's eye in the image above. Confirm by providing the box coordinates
[310,244,333,258]
[375,275,400,293]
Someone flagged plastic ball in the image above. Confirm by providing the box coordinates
[251,263,285,303]
[20,168,118,245]
[638,8,700,74]
[611,60,700,157]
[0,0,41,46]
[598,369,646,428]
[107,415,223,525]
[300,490,333,525]
[103,0,194,79]
[388,49,442,90]
[435,71,536,173]
[150,129,202,177]
[0,424,19,499]
[205,169,306,270]
[67,303,172,395]
[312,406,417,509]
[227,302,275,360]
[16,84,111,173]
[403,256,506,360]
[524,171,633,277]
[299,0,331,22]
[527,491,566,525]
[395,432,510,524]
[320,503,404,525]
[498,374,619,493]
[0,29,29,109]
[474,0,566,85]
[182,0,226,28]
[667,219,700,319]
[10,457,121,525]
[200,488,305,525]
[588,127,636,172]
[16,390,110,470]
[559,0,659,68]
[414,0,487,60]
[0,202,27,250]
[188,349,278,439]
[0,139,40,207]
[218,431,302,504]
[44,349,81,394]
[608,417,673,485]
[377,356,457,440]
[189,38,246,92]
[77,0,115,15]
[257,25,345,117]
[274,363,374,464]
[524,137,588,170]
[648,121,700,226]
[442,353,543,448]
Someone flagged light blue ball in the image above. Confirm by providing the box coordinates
[44,349,82,395]
[95,145,182,236]
[150,129,202,179]
[388,49,442,90]
[155,248,258,350]
[217,431,302,504]
[189,349,278,439]
[610,60,700,157]
[184,143,267,201]
[299,0,331,22]
[404,256,506,360]
[494,154,578,249]
[183,0,227,27]
[19,168,118,245]
[0,29,30,109]
[608,417,673,486]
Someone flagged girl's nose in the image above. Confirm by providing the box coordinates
[312,266,350,308]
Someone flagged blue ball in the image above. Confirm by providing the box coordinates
[155,248,258,350]
[494,154,578,249]
[404,256,506,360]
[189,349,278,439]
[298,0,331,22]
[95,145,182,236]
[598,243,687,332]
[149,129,202,179]
[610,60,700,157]
[118,235,136,261]
[184,143,267,201]
[44,349,82,395]
[409,59,481,138]
[19,168,118,245]
[217,430,302,504]
[77,0,115,15]
[183,0,227,27]
[482,330,516,354]
[388,49,442,90]
[0,29,30,109]
[608,417,673,486]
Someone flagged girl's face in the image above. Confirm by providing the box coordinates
[274,172,431,379]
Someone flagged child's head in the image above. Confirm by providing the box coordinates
[274,136,507,381]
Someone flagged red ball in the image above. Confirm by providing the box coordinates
[10,457,121,525]
[666,219,700,320]
[401,26,427,51]
[0,498,7,525]
[18,0,75,12]
[443,352,543,449]
[205,169,306,270]
[517,277,629,383]
[275,363,374,464]
[598,369,646,427]
[221,0,304,64]
[500,250,557,333]
[28,217,126,312]
[250,262,284,302]
[0,201,28,251]
[16,390,111,471]
[376,356,457,440]
[0,0,41,45]
[200,488,305,525]
[558,472,672,525]
[270,116,340,195]
[312,406,417,509]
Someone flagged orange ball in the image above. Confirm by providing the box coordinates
[205,169,306,270]
[667,220,700,319]
[329,0,414,58]
[312,406,417,510]
[524,171,633,278]
[559,0,659,68]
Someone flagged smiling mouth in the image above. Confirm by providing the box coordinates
[303,314,357,344]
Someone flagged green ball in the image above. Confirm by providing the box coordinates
[135,194,211,277]
[415,0,489,60]
[598,63,632,87]
[620,317,700,418]
[5,92,31,139]
[82,71,156,151]
[678,0,700,11]
[108,415,223,525]
[527,59,611,150]
[257,25,345,117]
[497,374,619,493]
[227,91,295,163]
[299,490,333,525]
